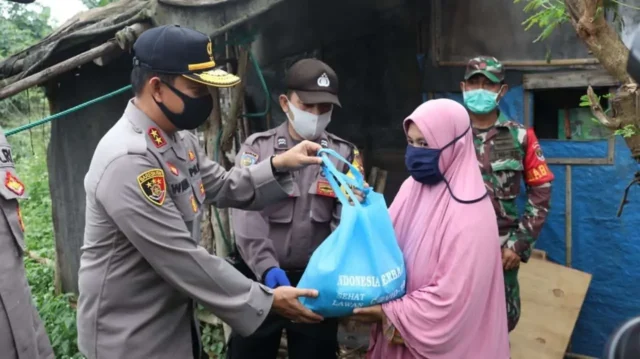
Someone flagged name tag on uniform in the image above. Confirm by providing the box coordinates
[316,180,336,198]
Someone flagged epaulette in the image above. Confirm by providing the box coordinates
[120,118,146,155]
[244,128,278,146]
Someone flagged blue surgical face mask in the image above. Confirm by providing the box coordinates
[463,86,503,114]
[405,127,469,185]
[405,125,487,204]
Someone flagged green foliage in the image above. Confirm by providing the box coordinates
[580,93,639,138]
[613,124,639,137]
[514,0,631,43]
[514,0,569,42]
[81,0,116,9]
[0,3,52,128]
[0,2,52,57]
[200,322,226,357]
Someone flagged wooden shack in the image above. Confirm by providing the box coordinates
[1,0,639,357]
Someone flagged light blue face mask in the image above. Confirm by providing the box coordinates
[463,87,503,114]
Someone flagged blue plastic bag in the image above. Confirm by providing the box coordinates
[297,149,406,317]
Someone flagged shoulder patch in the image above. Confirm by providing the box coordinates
[245,128,277,146]
[148,128,167,148]
[0,145,14,168]
[240,151,259,167]
[5,172,25,196]
[137,169,166,206]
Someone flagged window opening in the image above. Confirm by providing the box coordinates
[532,87,611,140]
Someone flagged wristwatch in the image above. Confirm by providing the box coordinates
[270,155,285,174]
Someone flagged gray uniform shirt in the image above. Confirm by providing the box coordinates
[0,129,53,359]
[78,100,294,359]
[231,122,363,280]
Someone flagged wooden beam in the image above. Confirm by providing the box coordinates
[0,41,118,100]
[546,157,612,165]
[438,59,599,67]
[523,70,619,90]
[0,23,147,100]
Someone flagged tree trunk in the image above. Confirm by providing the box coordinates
[565,0,640,160]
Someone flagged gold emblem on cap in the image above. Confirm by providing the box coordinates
[187,38,216,71]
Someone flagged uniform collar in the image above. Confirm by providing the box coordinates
[273,121,329,150]
[125,100,187,160]
[495,110,511,128]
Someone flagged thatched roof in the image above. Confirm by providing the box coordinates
[0,0,283,93]
[0,0,153,83]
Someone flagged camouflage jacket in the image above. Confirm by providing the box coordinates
[473,112,553,262]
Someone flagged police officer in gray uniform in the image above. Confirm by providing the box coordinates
[227,59,365,359]
[0,129,53,359]
[77,25,325,359]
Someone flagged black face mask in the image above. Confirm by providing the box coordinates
[154,80,213,130]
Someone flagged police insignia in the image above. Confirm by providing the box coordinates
[240,151,258,167]
[320,139,328,148]
[277,137,287,148]
[190,195,198,213]
[5,172,25,196]
[148,128,167,148]
[137,169,166,206]
[167,162,179,176]
[188,150,196,161]
[316,180,336,198]
[199,182,205,195]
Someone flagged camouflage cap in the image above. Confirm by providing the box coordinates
[464,56,504,83]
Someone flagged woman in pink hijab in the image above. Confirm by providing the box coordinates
[352,99,510,358]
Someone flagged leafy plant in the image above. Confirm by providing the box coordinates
[81,0,116,9]
[514,0,569,42]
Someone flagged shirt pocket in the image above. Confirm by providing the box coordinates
[168,177,198,222]
[490,160,523,200]
[263,183,299,224]
[308,189,335,223]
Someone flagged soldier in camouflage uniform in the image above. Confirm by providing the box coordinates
[460,56,554,332]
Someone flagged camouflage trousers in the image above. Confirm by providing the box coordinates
[504,267,521,332]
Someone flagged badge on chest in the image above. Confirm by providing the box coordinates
[315,179,336,198]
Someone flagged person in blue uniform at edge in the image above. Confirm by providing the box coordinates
[226,58,367,359]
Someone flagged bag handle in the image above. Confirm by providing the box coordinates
[317,148,365,188]
[318,149,366,207]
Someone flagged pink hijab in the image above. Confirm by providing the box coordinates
[367,99,510,359]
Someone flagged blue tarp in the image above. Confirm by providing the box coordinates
[433,86,640,357]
